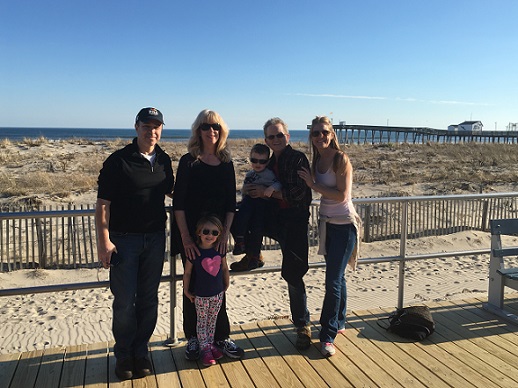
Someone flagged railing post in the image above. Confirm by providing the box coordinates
[398,201,409,309]
[364,205,371,243]
[164,209,181,347]
[35,218,46,268]
[164,252,181,347]
[481,200,490,231]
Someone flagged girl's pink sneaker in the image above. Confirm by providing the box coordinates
[211,344,224,360]
[201,350,216,367]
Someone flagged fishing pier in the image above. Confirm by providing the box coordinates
[314,124,518,145]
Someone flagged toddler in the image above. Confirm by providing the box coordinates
[183,216,230,366]
[231,143,281,270]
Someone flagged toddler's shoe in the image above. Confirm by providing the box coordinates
[214,338,245,359]
[210,344,224,360]
[230,254,264,272]
[185,336,200,360]
[201,349,216,367]
[232,241,246,255]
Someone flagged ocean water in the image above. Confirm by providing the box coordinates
[0,127,312,143]
[5,126,505,145]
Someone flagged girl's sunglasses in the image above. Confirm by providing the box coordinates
[202,229,220,236]
[250,158,268,164]
[199,123,222,132]
[266,133,285,140]
[311,129,331,137]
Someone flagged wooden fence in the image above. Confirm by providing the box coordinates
[0,205,97,271]
[357,195,518,242]
[1,193,518,271]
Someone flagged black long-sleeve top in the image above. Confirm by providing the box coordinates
[173,153,236,235]
[97,138,174,233]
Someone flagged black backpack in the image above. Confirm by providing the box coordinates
[378,305,435,341]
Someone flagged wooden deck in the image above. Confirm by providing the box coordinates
[1,295,518,387]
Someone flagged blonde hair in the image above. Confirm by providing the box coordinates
[309,116,348,176]
[188,109,231,163]
[195,215,224,245]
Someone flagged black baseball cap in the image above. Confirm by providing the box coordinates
[135,107,164,124]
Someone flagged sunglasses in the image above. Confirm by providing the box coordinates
[202,229,220,236]
[200,123,222,132]
[311,129,331,137]
[250,158,268,164]
[266,133,285,140]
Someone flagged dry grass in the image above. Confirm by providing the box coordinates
[21,136,49,147]
[346,142,518,195]
[0,138,12,148]
[0,137,517,207]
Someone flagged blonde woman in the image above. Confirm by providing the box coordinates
[172,109,243,361]
[298,116,361,357]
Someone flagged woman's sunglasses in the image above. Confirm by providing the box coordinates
[266,133,285,140]
[202,229,220,236]
[200,123,222,132]
[250,158,268,164]
[311,129,331,137]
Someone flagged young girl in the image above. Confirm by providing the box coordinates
[183,215,230,366]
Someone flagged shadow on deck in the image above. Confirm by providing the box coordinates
[1,295,518,387]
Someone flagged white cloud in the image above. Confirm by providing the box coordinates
[292,93,490,106]
[290,93,386,100]
[428,99,491,106]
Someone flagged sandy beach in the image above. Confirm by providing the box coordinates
[1,139,518,355]
[1,230,518,355]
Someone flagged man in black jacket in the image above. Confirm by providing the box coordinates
[95,107,174,380]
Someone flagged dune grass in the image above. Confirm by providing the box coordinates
[0,138,517,205]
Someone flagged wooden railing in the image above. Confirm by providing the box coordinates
[2,192,518,343]
[1,193,518,271]
[357,194,518,242]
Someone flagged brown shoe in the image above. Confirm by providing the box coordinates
[296,325,311,350]
[115,357,134,381]
[133,356,152,378]
[230,254,264,272]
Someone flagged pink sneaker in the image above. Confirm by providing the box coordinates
[201,349,216,366]
[337,327,346,334]
[211,344,224,360]
[321,342,336,357]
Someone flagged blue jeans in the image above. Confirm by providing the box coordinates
[232,196,267,238]
[110,231,165,360]
[319,223,356,343]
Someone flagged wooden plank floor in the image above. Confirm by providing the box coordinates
[1,295,518,387]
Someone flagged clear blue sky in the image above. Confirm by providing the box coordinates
[1,0,517,130]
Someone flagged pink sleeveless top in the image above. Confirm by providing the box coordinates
[315,167,354,223]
